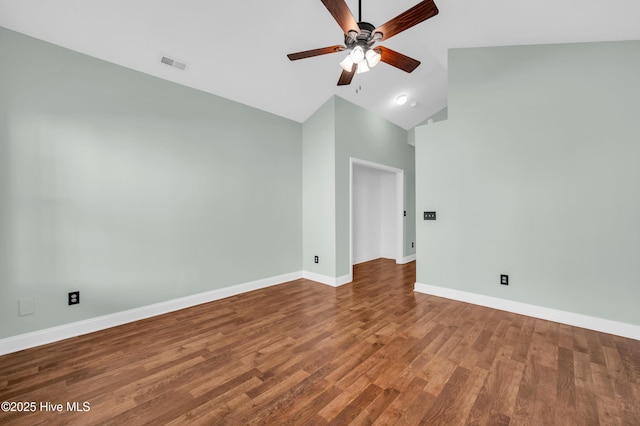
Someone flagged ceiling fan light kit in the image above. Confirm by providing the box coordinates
[338,44,381,74]
[287,0,439,86]
[365,48,382,68]
[350,45,366,63]
[356,60,370,74]
[339,55,354,72]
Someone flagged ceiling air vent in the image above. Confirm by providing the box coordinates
[160,55,188,71]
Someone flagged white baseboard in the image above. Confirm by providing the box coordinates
[335,273,353,287]
[353,254,379,265]
[355,255,414,266]
[0,271,304,356]
[303,271,352,287]
[397,254,416,264]
[414,283,640,341]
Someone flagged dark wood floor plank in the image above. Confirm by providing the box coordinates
[447,320,484,365]
[372,376,428,424]
[165,376,260,425]
[330,382,383,424]
[447,366,489,425]
[468,359,524,424]
[420,366,471,424]
[511,316,536,364]
[533,363,559,425]
[1,259,639,425]
[586,329,608,366]
[317,374,372,421]
[602,345,627,383]
[351,386,400,424]
[421,355,458,396]
[615,338,640,384]
[574,350,594,390]
[556,346,577,425]
[612,378,640,426]
[575,386,601,426]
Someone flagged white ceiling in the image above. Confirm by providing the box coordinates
[1,0,639,129]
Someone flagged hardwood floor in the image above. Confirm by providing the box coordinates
[1,259,639,425]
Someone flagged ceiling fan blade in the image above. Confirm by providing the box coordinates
[321,0,360,35]
[373,0,439,42]
[378,46,421,73]
[337,65,355,86]
[287,45,345,61]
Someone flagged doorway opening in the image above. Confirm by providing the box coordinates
[350,158,404,269]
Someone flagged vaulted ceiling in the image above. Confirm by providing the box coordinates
[1,0,639,129]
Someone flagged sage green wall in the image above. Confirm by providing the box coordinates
[415,41,640,325]
[302,96,416,280]
[0,27,302,338]
[426,107,448,124]
[335,97,415,277]
[302,97,336,276]
[409,107,449,145]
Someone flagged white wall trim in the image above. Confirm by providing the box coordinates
[303,271,352,287]
[398,254,416,264]
[335,273,353,287]
[414,282,640,341]
[394,167,404,265]
[353,254,380,265]
[0,271,303,356]
[356,256,409,265]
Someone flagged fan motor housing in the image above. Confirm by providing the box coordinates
[345,21,377,49]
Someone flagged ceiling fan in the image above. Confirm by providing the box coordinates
[287,0,439,86]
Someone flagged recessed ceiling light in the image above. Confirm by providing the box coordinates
[395,94,408,106]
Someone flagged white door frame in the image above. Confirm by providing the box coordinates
[349,157,404,268]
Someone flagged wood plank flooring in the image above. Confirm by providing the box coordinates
[1,259,639,425]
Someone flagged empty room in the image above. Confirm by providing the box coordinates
[1,1,639,424]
